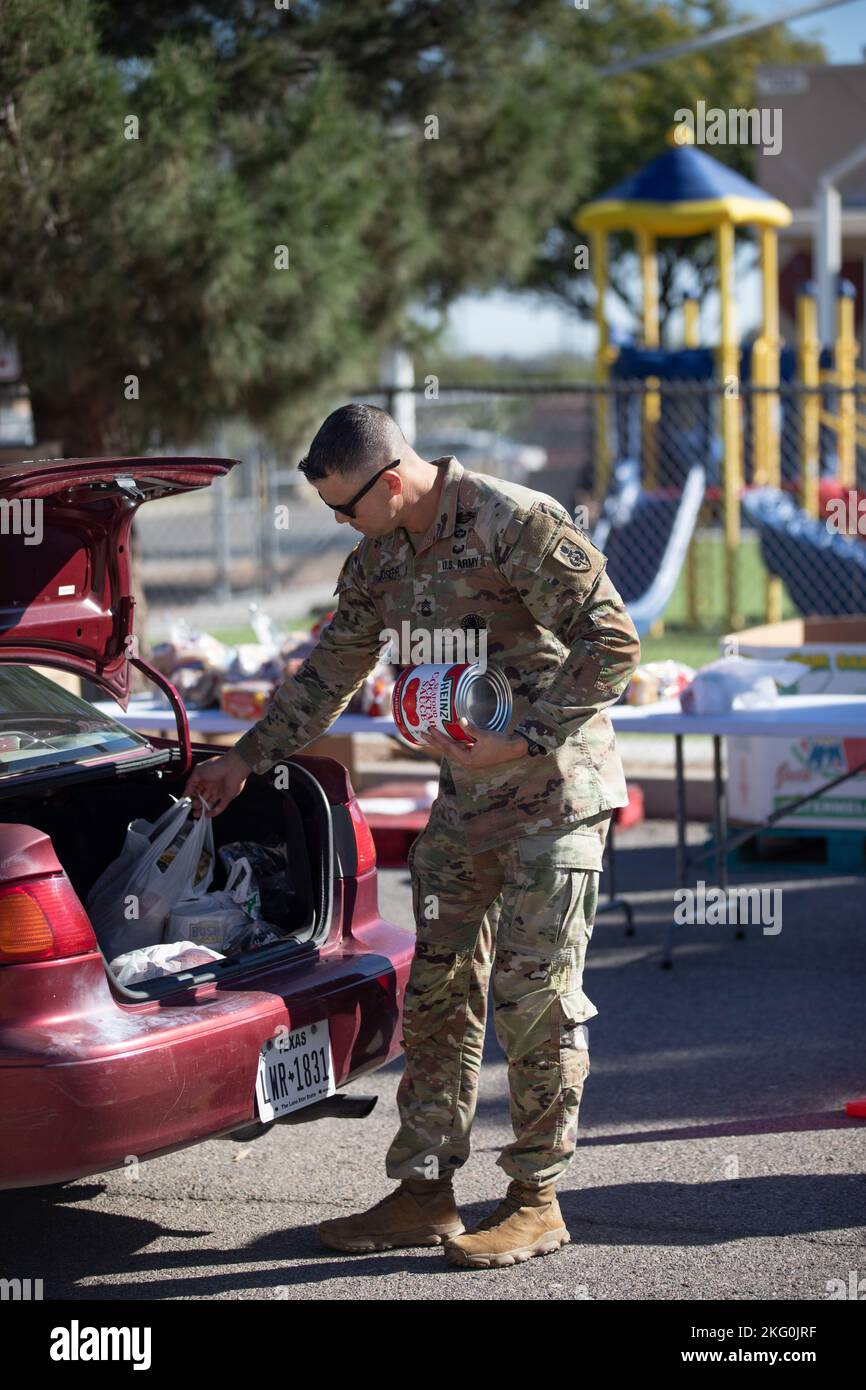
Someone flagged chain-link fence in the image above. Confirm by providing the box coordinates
[135,378,866,642]
[135,445,358,641]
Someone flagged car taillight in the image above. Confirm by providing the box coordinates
[0,876,97,964]
[347,798,377,875]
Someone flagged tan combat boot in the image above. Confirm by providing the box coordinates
[317,1175,464,1253]
[444,1179,570,1268]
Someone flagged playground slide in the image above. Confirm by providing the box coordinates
[590,459,706,635]
[742,486,866,618]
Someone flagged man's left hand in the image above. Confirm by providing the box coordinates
[422,718,529,770]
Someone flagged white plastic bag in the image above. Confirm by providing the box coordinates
[165,858,257,951]
[86,797,215,959]
[680,656,805,716]
[109,941,224,987]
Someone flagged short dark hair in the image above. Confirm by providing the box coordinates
[299,403,404,481]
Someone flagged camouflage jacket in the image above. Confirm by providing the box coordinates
[233,456,641,854]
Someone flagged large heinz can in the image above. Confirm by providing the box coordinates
[392,662,512,748]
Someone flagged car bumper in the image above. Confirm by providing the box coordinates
[0,920,414,1189]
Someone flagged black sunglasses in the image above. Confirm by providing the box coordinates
[303,458,401,519]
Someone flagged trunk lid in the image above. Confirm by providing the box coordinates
[0,457,237,705]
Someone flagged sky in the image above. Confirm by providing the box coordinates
[444,0,866,360]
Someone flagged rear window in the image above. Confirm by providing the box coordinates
[0,666,151,777]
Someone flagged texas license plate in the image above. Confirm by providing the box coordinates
[255,1019,335,1120]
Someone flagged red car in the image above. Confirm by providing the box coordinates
[0,456,415,1190]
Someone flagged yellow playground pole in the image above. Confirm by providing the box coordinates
[683,294,701,626]
[759,226,783,622]
[639,230,660,348]
[716,220,743,632]
[592,228,611,501]
[683,295,700,349]
[835,286,857,487]
[797,289,821,518]
[639,230,661,492]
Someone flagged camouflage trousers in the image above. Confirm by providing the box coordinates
[385,805,611,1190]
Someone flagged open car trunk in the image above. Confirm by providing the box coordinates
[0,751,334,997]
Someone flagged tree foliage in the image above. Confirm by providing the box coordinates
[0,0,824,453]
[522,0,824,334]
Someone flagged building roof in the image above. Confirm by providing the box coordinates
[755,64,866,214]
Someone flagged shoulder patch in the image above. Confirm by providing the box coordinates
[553,536,592,572]
[499,501,567,573]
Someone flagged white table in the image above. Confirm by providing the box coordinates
[99,693,866,966]
[610,693,866,739]
[99,691,866,742]
[94,698,396,738]
[602,696,866,965]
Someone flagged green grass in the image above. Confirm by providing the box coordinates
[628,531,797,670]
[156,614,321,647]
[207,623,724,671]
[637,630,723,670]
[206,625,256,646]
[635,532,796,668]
[662,532,795,630]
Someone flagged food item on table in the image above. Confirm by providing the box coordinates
[150,605,399,720]
[624,660,695,706]
[170,662,223,710]
[220,681,274,721]
[152,622,229,678]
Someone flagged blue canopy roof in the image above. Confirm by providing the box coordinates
[580,142,791,234]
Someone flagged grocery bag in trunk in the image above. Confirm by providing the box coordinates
[165,858,258,952]
[109,941,224,987]
[86,797,215,958]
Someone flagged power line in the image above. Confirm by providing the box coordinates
[599,0,862,77]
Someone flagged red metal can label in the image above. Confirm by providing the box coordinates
[391,662,511,749]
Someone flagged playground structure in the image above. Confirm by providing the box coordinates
[592,457,707,637]
[577,130,866,632]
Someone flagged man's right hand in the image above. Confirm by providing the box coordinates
[184,748,251,818]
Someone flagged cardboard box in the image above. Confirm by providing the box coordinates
[726,733,866,830]
[721,617,866,695]
[720,618,866,830]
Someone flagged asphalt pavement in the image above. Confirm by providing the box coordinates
[4,819,864,1301]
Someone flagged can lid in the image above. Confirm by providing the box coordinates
[456,663,511,734]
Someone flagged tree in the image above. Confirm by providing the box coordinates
[0,0,599,453]
[521,0,825,340]
[0,0,827,457]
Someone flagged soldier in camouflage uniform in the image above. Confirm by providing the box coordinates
[186,403,640,1268]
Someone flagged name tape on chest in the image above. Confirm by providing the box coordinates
[372,563,408,584]
[437,554,489,573]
